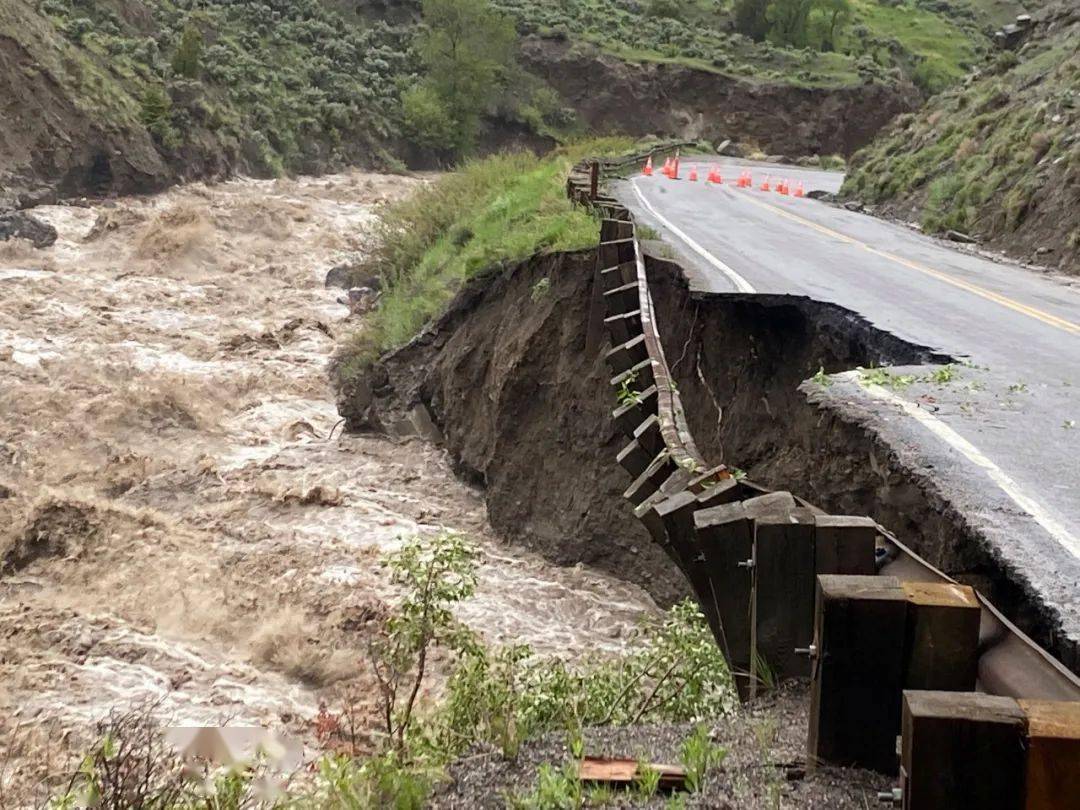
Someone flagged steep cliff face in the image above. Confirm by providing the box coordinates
[520,35,922,157]
[0,1,173,205]
[345,250,690,608]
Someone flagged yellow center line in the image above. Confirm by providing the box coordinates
[735,192,1080,337]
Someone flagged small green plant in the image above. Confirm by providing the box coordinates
[531,277,552,301]
[637,224,662,240]
[1009,382,1029,393]
[730,467,747,481]
[512,761,583,809]
[1065,420,1076,430]
[634,759,661,799]
[617,371,643,407]
[370,532,479,753]
[567,727,585,760]
[925,364,957,384]
[858,366,916,389]
[680,724,727,793]
[811,366,833,387]
[752,650,777,692]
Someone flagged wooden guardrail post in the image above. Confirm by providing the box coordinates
[753,511,817,679]
[901,691,1026,810]
[809,575,908,773]
[810,577,982,774]
[1018,699,1080,810]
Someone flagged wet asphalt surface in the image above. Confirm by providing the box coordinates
[615,158,1080,655]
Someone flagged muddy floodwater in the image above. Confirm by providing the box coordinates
[0,172,658,798]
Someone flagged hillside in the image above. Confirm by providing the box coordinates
[0,0,414,205]
[842,0,1078,272]
[0,0,1024,206]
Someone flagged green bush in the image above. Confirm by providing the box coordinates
[402,83,460,153]
[921,174,969,233]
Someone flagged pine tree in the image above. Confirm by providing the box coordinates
[172,24,202,79]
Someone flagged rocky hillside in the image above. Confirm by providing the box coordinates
[842,1,1078,272]
[0,0,1023,206]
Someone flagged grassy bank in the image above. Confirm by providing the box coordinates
[841,2,1079,271]
[334,138,634,382]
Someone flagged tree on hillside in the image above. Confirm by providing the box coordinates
[406,0,516,156]
[816,0,853,51]
[735,0,771,42]
[767,0,816,48]
[738,0,851,49]
[172,23,203,79]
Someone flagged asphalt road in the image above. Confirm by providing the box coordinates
[615,157,1080,650]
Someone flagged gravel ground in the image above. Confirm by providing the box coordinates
[432,682,891,808]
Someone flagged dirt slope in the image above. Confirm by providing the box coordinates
[0,1,173,205]
[520,35,920,157]
[345,249,691,608]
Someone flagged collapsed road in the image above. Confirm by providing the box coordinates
[617,158,1080,668]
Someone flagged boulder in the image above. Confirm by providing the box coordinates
[716,140,744,158]
[325,262,382,291]
[0,211,58,248]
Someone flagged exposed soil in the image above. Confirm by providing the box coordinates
[520,35,921,158]
[350,250,689,610]
[0,174,659,805]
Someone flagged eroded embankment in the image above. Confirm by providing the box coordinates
[346,250,687,608]
[642,259,1069,659]
[354,244,1070,665]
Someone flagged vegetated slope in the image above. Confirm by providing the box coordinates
[0,0,1023,205]
[497,0,1014,93]
[0,0,413,206]
[842,0,1079,272]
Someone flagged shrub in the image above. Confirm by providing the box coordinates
[401,83,460,154]
[922,174,969,233]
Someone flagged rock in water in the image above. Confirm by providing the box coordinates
[0,211,58,248]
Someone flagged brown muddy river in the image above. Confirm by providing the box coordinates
[0,171,657,799]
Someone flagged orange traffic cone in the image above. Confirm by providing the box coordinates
[670,157,680,180]
[779,179,790,196]
[794,181,805,198]
[661,157,671,177]
[643,155,654,177]
[760,175,771,192]
[688,167,698,182]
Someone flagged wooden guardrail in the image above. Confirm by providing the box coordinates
[567,154,1080,808]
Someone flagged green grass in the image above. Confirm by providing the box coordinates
[335,137,634,377]
[849,0,981,92]
[843,27,1078,261]
[494,0,994,92]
